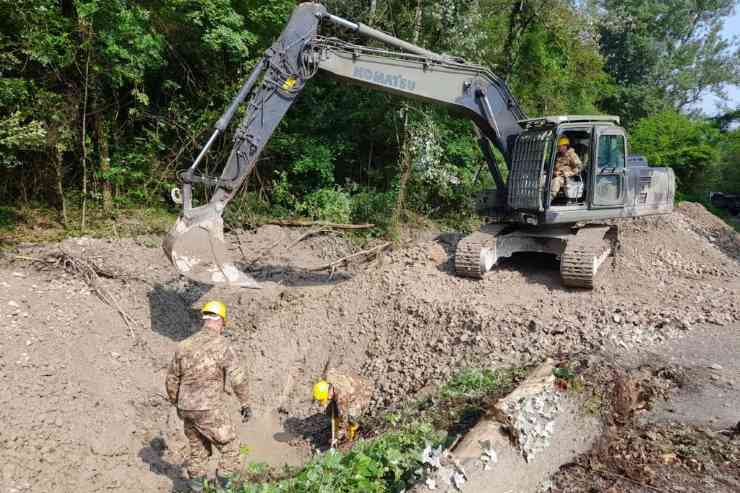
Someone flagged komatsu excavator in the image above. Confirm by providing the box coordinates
[163,3,675,289]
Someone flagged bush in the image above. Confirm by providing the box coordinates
[351,190,397,234]
[296,188,352,223]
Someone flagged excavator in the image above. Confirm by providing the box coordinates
[163,2,675,289]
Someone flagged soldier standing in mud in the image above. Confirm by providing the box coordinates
[313,368,372,447]
[165,301,252,492]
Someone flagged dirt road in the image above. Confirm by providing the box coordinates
[0,202,737,492]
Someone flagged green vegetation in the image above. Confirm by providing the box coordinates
[209,366,526,493]
[227,422,444,493]
[0,0,738,239]
[631,111,723,194]
[439,367,528,400]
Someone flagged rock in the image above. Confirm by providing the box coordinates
[490,360,560,461]
[528,319,543,332]
[708,364,723,371]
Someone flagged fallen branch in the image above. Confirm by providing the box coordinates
[573,463,667,493]
[308,242,391,272]
[598,470,668,493]
[265,219,375,229]
[287,227,331,249]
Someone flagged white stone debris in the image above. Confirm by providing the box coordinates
[479,439,498,471]
[493,361,561,462]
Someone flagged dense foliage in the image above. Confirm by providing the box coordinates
[1,0,739,232]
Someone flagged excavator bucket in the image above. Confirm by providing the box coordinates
[163,211,260,288]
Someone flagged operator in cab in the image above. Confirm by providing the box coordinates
[550,136,583,201]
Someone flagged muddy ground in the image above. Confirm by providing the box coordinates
[0,202,738,492]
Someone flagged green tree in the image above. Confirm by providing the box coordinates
[631,111,721,194]
[716,114,740,193]
[594,0,740,124]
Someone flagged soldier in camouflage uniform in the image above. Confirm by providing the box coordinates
[165,301,252,492]
[313,368,372,446]
[550,136,583,200]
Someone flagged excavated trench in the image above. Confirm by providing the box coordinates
[0,203,739,492]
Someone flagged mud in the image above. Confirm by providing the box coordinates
[0,202,738,492]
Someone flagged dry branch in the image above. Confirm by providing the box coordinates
[308,242,391,272]
[287,227,331,249]
[265,220,374,229]
[10,251,137,337]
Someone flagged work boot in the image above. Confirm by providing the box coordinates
[216,473,233,490]
[186,476,206,493]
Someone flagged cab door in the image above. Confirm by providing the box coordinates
[591,127,627,208]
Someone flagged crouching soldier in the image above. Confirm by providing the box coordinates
[165,301,252,492]
[313,368,372,447]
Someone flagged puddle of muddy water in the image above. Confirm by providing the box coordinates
[238,412,311,467]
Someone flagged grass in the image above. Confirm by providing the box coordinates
[366,366,528,440]
[439,367,527,400]
[0,203,177,248]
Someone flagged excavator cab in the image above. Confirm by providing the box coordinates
[506,116,634,216]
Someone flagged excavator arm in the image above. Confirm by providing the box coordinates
[164,2,526,287]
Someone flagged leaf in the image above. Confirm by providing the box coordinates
[552,367,576,380]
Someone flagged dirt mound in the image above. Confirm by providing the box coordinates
[0,203,738,492]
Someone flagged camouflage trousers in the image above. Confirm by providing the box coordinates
[178,408,241,479]
[551,175,566,199]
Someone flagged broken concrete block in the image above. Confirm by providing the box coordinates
[490,359,560,461]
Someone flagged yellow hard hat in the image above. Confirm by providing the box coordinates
[558,136,570,146]
[201,300,227,320]
[313,380,330,404]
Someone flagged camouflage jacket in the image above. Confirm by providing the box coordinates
[165,326,249,411]
[554,148,582,177]
[326,368,372,421]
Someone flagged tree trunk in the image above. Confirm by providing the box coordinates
[47,125,68,226]
[53,148,68,227]
[392,125,413,227]
[391,0,423,228]
[95,114,113,213]
[412,0,423,43]
[80,25,92,231]
[369,0,377,23]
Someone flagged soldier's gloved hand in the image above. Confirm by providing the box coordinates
[240,405,252,423]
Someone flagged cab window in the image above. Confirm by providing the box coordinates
[597,134,625,169]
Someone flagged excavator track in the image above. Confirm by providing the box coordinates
[560,226,616,288]
[454,227,503,279]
